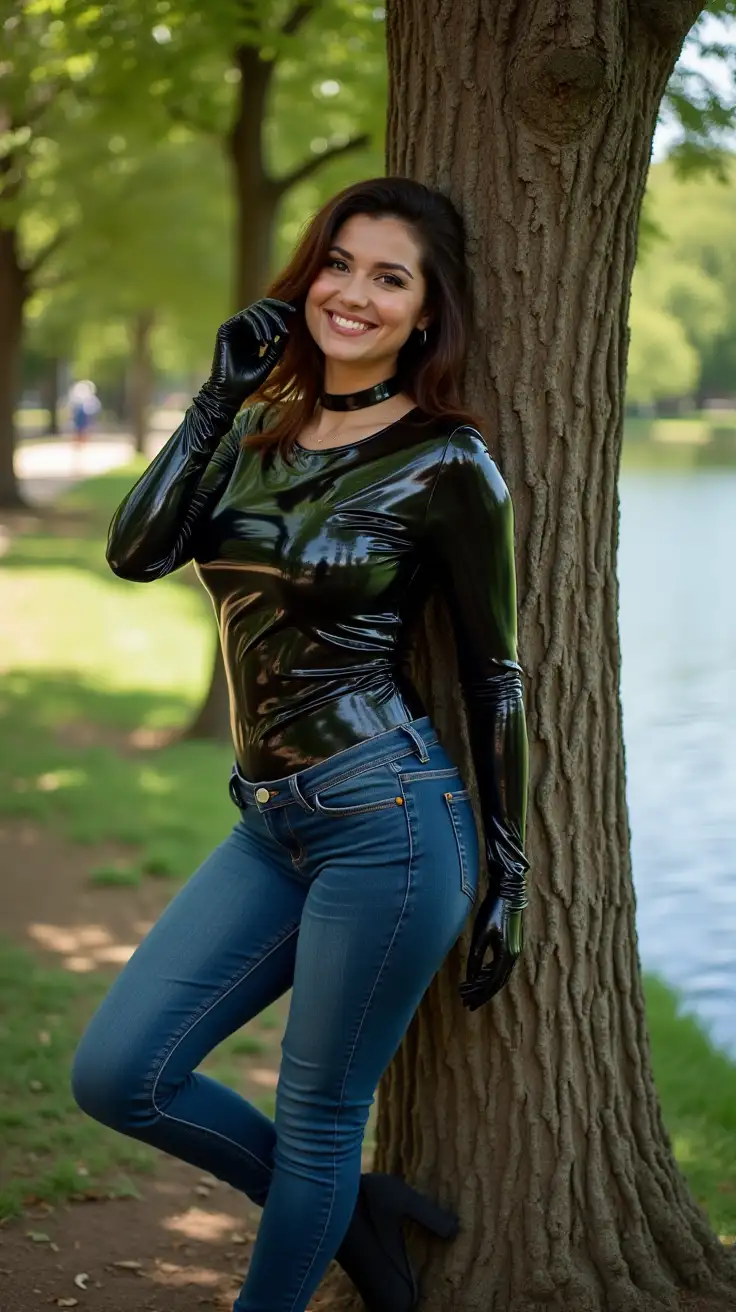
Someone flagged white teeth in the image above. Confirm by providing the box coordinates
[329,312,373,332]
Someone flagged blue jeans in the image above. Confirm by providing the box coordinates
[71,715,478,1312]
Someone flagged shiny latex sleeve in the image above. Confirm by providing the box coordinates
[106,403,245,581]
[425,430,530,912]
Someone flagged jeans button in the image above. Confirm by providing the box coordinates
[255,787,270,804]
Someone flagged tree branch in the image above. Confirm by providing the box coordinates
[166,100,222,140]
[634,0,708,43]
[271,133,372,194]
[280,1,319,39]
[24,226,74,280]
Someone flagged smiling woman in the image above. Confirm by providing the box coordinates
[244,175,486,455]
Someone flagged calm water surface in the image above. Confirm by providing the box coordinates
[618,468,736,1056]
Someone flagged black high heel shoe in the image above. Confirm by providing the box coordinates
[336,1171,459,1312]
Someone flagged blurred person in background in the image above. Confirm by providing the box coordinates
[70,177,530,1312]
[67,379,101,448]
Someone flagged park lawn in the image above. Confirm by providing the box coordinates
[0,464,735,1239]
[0,938,285,1220]
[0,461,235,881]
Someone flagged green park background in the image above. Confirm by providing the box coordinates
[2,4,736,1298]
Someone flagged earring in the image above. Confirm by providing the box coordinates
[421,328,427,346]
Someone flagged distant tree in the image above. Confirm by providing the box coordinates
[27,133,232,450]
[627,289,703,405]
[126,0,387,738]
[632,155,736,401]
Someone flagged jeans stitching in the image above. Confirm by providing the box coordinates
[313,795,398,817]
[394,767,461,782]
[286,774,414,1312]
[443,793,476,902]
[282,807,307,869]
[309,746,413,793]
[246,739,438,813]
[149,923,300,1169]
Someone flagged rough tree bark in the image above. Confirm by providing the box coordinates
[185,28,370,741]
[330,2,736,1311]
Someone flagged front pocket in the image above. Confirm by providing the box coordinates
[442,790,478,903]
[312,763,402,818]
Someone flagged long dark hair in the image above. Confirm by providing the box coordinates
[244,176,485,456]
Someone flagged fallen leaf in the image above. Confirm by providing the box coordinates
[26,1231,51,1243]
[73,1273,89,1289]
[49,1242,60,1253]
[57,1300,79,1308]
[111,1259,143,1271]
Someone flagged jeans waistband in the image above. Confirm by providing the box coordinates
[229,716,438,814]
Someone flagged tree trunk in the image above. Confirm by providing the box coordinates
[184,46,278,743]
[128,309,155,455]
[0,224,28,508]
[41,356,61,436]
[339,3,736,1311]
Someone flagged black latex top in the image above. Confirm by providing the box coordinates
[107,401,529,877]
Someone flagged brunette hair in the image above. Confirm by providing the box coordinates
[243,176,485,456]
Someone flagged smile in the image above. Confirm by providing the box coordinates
[325,310,377,336]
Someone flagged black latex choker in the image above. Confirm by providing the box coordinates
[320,374,403,412]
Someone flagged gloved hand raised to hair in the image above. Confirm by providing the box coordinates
[193,298,297,432]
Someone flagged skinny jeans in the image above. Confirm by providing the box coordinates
[71,715,479,1312]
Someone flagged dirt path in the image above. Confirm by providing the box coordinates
[0,819,257,1311]
[0,819,350,1311]
[0,1157,259,1312]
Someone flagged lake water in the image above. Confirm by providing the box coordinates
[619,467,736,1057]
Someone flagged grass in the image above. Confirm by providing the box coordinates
[645,978,736,1238]
[0,939,285,1220]
[0,461,234,882]
[1,461,735,1239]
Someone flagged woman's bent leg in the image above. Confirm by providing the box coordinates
[235,793,472,1312]
[71,812,306,1205]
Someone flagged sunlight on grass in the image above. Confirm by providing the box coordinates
[0,942,154,1219]
[0,464,235,874]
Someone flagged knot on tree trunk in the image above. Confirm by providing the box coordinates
[510,46,612,143]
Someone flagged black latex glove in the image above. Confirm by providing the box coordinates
[459,889,524,1010]
[194,297,296,428]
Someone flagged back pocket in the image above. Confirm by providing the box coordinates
[442,789,478,903]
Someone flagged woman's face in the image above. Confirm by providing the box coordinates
[304,213,430,376]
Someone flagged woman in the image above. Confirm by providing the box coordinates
[72,176,530,1312]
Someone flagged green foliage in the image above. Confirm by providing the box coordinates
[8,0,386,385]
[627,299,700,404]
[628,155,736,402]
[662,9,736,177]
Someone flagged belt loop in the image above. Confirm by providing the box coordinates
[289,775,315,813]
[401,721,430,763]
[229,765,243,807]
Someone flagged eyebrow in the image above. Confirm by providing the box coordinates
[328,244,414,280]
